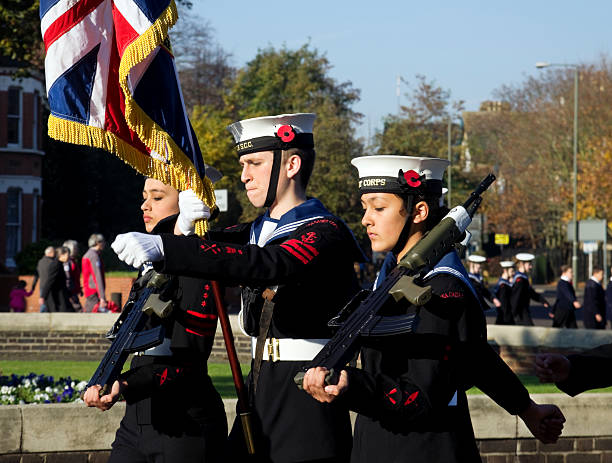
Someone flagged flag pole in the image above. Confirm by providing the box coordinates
[209,279,256,454]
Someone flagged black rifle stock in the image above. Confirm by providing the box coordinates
[294,173,496,387]
[85,271,174,396]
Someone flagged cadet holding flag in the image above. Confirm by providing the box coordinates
[112,113,365,463]
[301,155,565,462]
[83,173,227,463]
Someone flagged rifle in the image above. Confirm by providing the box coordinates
[85,271,174,395]
[294,173,496,387]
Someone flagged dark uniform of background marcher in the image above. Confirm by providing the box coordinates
[551,265,580,329]
[536,344,612,396]
[511,254,549,326]
[583,267,606,329]
[494,261,515,325]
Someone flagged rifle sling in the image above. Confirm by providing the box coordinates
[252,288,277,394]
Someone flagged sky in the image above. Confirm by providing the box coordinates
[190,0,611,142]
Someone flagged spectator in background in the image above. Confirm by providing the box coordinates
[551,265,580,329]
[583,267,606,329]
[9,280,32,312]
[37,246,71,312]
[63,239,83,310]
[57,246,82,311]
[82,234,107,313]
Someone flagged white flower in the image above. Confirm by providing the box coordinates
[75,381,88,392]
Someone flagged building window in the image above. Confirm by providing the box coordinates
[8,87,22,145]
[33,91,39,150]
[6,188,22,268]
[32,189,39,242]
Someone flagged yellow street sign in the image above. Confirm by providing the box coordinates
[495,234,509,245]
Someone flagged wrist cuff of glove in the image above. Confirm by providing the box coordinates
[177,215,195,236]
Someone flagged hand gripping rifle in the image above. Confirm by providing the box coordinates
[85,271,174,396]
[294,173,496,387]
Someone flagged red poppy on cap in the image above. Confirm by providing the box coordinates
[403,170,422,187]
[277,125,295,142]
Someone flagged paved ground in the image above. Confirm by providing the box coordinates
[484,283,611,329]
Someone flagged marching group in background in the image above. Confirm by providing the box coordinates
[7,111,609,462]
[467,254,612,330]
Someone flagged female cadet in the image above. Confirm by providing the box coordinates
[83,174,227,463]
[302,155,565,462]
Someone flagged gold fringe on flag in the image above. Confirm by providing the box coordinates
[48,0,215,235]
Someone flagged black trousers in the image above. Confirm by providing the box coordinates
[109,402,227,463]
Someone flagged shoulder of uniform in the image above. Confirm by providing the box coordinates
[428,272,470,296]
[216,222,252,233]
[297,216,344,231]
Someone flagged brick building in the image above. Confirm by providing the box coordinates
[0,57,45,270]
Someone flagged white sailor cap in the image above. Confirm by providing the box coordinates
[227,113,316,157]
[467,255,487,263]
[500,260,515,268]
[515,253,535,262]
[351,155,449,196]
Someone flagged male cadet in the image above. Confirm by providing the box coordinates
[583,267,606,329]
[112,113,364,463]
[467,254,501,310]
[494,260,515,325]
[510,253,550,326]
[551,265,580,329]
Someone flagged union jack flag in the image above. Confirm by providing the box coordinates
[40,0,215,228]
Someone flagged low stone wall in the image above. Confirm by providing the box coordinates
[0,313,251,363]
[3,314,612,368]
[1,394,612,462]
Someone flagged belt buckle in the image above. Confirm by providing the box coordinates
[268,338,280,362]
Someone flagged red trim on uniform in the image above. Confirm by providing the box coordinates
[186,328,204,337]
[159,368,168,385]
[186,310,217,319]
[285,239,314,260]
[280,244,309,264]
[384,388,398,404]
[298,240,319,256]
[404,391,419,406]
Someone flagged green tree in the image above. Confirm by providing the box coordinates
[374,75,475,207]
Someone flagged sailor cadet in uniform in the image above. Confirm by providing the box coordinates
[83,170,227,463]
[301,155,565,462]
[111,113,364,462]
[466,254,501,311]
[510,253,549,326]
[494,260,516,325]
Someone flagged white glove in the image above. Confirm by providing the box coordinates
[111,233,164,268]
[177,189,211,236]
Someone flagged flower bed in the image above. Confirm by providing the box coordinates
[0,373,87,405]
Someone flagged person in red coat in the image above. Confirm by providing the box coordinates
[82,234,107,312]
